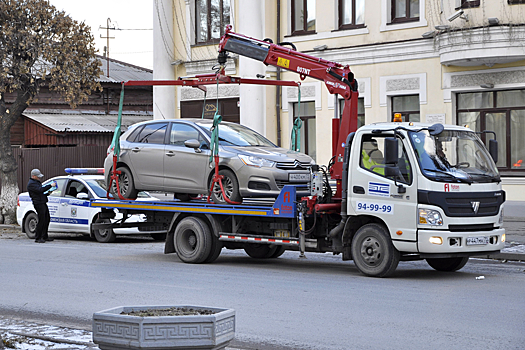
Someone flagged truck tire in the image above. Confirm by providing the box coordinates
[174,217,212,263]
[210,169,242,204]
[426,257,469,272]
[244,244,278,259]
[24,212,38,239]
[269,246,286,258]
[204,234,223,263]
[111,167,138,200]
[93,217,116,243]
[351,223,400,277]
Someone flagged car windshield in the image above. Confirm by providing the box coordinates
[196,122,276,147]
[85,179,151,199]
[408,129,500,183]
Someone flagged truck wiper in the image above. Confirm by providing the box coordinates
[423,168,473,184]
[466,173,500,182]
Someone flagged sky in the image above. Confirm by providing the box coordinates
[49,0,154,69]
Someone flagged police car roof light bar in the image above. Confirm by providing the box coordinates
[65,168,104,175]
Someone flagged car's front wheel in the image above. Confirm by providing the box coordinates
[24,212,38,239]
[110,167,138,200]
[209,169,242,204]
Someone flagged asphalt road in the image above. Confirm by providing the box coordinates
[1,234,524,350]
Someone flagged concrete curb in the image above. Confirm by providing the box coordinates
[482,252,525,262]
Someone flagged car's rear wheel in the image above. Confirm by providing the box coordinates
[110,167,138,200]
[92,217,116,243]
[209,169,242,204]
[269,246,286,258]
[426,257,469,272]
[24,212,38,239]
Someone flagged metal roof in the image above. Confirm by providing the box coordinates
[23,112,155,133]
[97,56,153,83]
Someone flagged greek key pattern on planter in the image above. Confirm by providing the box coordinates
[215,316,235,337]
[94,321,140,340]
[143,323,213,340]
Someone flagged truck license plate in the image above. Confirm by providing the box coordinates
[289,173,310,182]
[466,236,489,246]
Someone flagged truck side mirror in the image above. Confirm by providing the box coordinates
[489,139,498,163]
[384,138,398,164]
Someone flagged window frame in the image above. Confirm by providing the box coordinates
[507,0,525,4]
[391,95,420,122]
[456,90,525,174]
[291,0,316,36]
[338,0,366,30]
[195,0,230,44]
[293,101,316,160]
[456,0,480,9]
[391,0,419,24]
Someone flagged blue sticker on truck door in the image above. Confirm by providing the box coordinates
[368,182,390,197]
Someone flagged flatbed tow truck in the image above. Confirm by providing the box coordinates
[91,28,506,277]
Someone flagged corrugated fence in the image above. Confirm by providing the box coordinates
[8,146,108,192]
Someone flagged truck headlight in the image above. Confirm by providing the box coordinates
[419,209,443,226]
[238,154,275,168]
[498,208,504,225]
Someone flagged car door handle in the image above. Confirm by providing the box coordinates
[132,147,140,153]
[353,186,365,194]
[165,151,175,157]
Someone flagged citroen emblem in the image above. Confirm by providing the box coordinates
[471,201,480,214]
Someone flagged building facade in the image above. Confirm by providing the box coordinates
[153,0,525,200]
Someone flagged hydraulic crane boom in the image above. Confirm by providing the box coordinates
[217,25,359,197]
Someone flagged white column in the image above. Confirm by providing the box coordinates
[238,1,266,134]
[153,0,176,120]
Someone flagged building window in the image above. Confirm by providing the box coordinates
[293,102,316,160]
[457,0,480,8]
[292,0,316,35]
[180,98,239,123]
[508,0,525,4]
[392,95,420,122]
[339,98,365,128]
[457,90,525,173]
[339,0,365,30]
[391,0,419,23]
[196,0,231,44]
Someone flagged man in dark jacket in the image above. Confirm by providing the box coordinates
[27,169,57,243]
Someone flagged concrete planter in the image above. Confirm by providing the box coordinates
[92,305,235,350]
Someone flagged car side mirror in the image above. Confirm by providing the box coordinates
[489,139,498,163]
[384,138,398,164]
[77,193,89,200]
[184,139,202,153]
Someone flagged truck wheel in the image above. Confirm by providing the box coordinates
[111,167,138,200]
[174,217,212,263]
[24,212,38,239]
[210,169,242,204]
[93,217,116,243]
[351,223,400,277]
[269,246,286,258]
[244,244,277,259]
[204,234,222,263]
[426,257,469,272]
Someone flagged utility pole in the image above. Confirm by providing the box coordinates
[100,18,115,78]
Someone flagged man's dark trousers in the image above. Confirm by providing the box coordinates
[34,203,50,241]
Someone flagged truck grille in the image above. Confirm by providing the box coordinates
[418,190,505,217]
[275,160,311,171]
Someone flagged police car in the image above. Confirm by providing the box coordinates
[16,168,166,243]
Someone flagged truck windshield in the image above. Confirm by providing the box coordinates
[408,129,499,183]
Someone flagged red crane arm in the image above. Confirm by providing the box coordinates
[218,26,359,193]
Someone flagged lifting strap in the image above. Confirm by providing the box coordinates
[107,83,126,200]
[207,80,240,204]
[290,85,302,152]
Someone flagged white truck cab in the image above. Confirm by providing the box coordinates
[345,122,505,275]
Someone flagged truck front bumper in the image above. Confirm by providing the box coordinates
[418,228,505,254]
